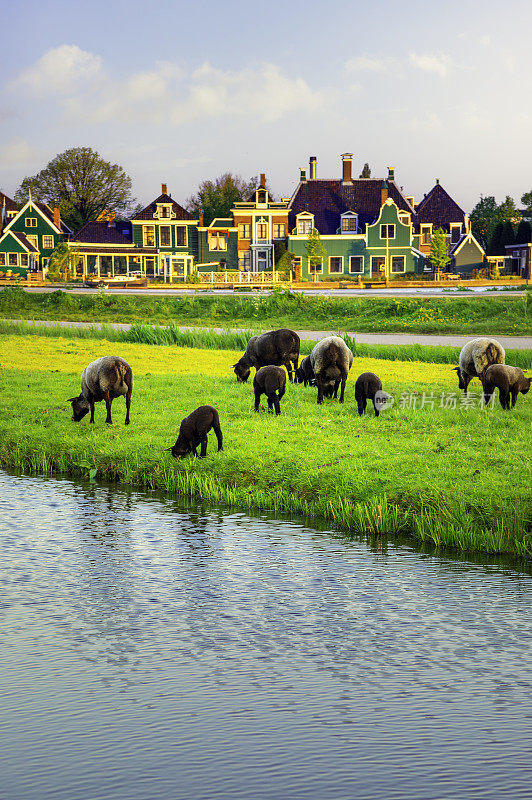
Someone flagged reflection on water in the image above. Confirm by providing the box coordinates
[0,471,531,800]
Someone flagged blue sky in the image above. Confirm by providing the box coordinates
[1,0,531,212]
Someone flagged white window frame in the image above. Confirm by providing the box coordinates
[380,224,395,240]
[421,225,432,245]
[20,254,29,267]
[256,221,268,240]
[8,253,18,266]
[340,213,358,233]
[175,225,188,247]
[329,255,344,273]
[349,255,364,274]
[25,218,37,228]
[26,235,38,250]
[391,255,406,273]
[209,232,227,251]
[42,235,54,249]
[238,223,251,239]
[273,223,286,239]
[296,213,314,235]
[450,224,462,244]
[157,204,172,219]
[0,253,5,266]
[143,225,155,247]
[159,225,172,247]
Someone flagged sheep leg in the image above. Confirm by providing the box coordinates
[273,393,281,416]
[463,375,471,395]
[316,374,324,404]
[339,376,347,404]
[267,395,275,413]
[199,437,208,458]
[499,390,508,410]
[125,387,132,425]
[333,380,340,399]
[373,398,380,417]
[357,398,366,416]
[285,360,293,382]
[254,389,262,412]
[89,399,95,424]
[213,422,223,451]
[103,391,113,424]
[278,385,286,402]
[511,390,518,408]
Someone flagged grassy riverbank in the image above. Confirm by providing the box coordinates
[0,334,530,556]
[1,286,530,335]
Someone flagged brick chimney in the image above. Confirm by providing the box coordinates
[341,153,353,184]
[162,183,168,195]
[309,156,317,180]
[198,209,204,226]
[381,180,388,205]
[108,211,116,227]
[299,168,306,182]
[53,206,61,230]
[260,173,266,188]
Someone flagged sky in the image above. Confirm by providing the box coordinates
[1,0,531,213]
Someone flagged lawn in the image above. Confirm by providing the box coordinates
[0,286,530,335]
[1,334,530,556]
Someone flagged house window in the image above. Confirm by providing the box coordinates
[273,223,286,239]
[341,216,357,232]
[329,256,343,273]
[143,225,155,246]
[391,255,405,273]
[26,235,38,250]
[157,205,171,219]
[25,218,37,227]
[175,226,187,246]
[450,225,462,244]
[160,226,171,247]
[42,235,54,249]
[20,254,29,267]
[239,250,252,270]
[0,253,5,266]
[256,223,268,240]
[399,213,410,226]
[238,223,251,239]
[380,224,395,239]
[209,232,227,251]
[421,225,431,245]
[309,258,323,274]
[297,217,313,235]
[257,190,267,204]
[349,255,364,273]
[292,256,302,274]
[8,253,18,266]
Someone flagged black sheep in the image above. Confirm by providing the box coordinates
[233,328,300,382]
[354,372,390,417]
[483,365,531,410]
[294,355,315,387]
[253,365,286,415]
[165,405,223,458]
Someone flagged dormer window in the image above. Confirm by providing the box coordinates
[421,224,432,245]
[297,213,314,235]
[341,212,358,233]
[256,189,268,205]
[450,224,462,244]
[155,204,174,220]
[399,213,411,226]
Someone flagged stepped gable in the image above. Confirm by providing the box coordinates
[131,193,194,221]
[415,183,465,231]
[289,179,414,234]
[70,220,133,245]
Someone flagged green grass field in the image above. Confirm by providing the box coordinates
[1,334,530,556]
[1,286,530,335]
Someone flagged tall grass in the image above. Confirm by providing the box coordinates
[1,318,530,368]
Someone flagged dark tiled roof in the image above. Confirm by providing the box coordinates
[131,193,194,221]
[415,184,465,231]
[288,179,414,234]
[0,191,19,214]
[10,230,39,252]
[71,221,134,245]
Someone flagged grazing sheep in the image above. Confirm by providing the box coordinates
[68,356,133,425]
[453,338,505,394]
[483,365,531,410]
[253,365,286,415]
[233,328,300,383]
[354,372,392,417]
[294,355,315,387]
[165,405,223,458]
[309,336,353,404]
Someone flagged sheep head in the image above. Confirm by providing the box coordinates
[233,360,251,382]
[164,435,192,459]
[68,394,90,422]
[452,366,466,390]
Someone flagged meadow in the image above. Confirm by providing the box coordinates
[0,334,530,557]
[0,286,530,335]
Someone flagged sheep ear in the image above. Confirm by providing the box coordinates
[67,397,78,402]
[451,367,459,372]
[163,446,173,451]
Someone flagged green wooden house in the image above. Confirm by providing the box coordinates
[0,197,71,275]
[196,218,239,272]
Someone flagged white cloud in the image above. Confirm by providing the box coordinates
[0,138,41,166]
[409,52,451,77]
[12,45,102,94]
[345,56,388,73]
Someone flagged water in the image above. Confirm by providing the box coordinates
[0,471,530,800]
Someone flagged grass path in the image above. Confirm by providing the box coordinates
[0,334,530,556]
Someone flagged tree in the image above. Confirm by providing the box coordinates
[359,163,371,179]
[47,242,82,281]
[515,219,532,244]
[428,227,450,273]
[470,195,498,250]
[186,173,275,225]
[15,147,136,233]
[275,249,296,280]
[488,223,504,256]
[305,227,327,279]
[498,195,521,226]
[521,190,532,215]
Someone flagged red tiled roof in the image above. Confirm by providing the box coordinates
[131,193,194,222]
[289,179,414,234]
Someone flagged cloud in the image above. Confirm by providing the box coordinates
[0,138,41,166]
[345,56,388,73]
[12,45,102,94]
[409,52,451,77]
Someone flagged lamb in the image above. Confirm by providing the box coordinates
[482,365,531,410]
[233,328,300,383]
[453,338,505,395]
[68,356,133,425]
[354,372,392,417]
[164,405,223,458]
[309,336,353,404]
[294,355,315,387]
[253,365,286,415]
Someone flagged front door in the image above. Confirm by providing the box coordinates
[371,256,385,278]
